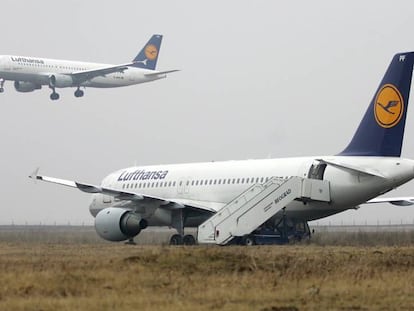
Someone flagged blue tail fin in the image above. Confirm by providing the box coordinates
[131,34,163,70]
[339,52,414,157]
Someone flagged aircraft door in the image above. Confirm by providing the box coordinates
[177,177,192,195]
[308,161,327,180]
[177,178,185,195]
[184,178,193,194]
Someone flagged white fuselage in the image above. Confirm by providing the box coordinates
[0,55,163,88]
[89,156,414,226]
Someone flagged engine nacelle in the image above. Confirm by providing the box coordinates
[14,81,41,92]
[95,207,146,242]
[49,74,73,88]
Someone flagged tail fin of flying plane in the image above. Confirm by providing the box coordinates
[339,52,414,157]
[131,34,163,70]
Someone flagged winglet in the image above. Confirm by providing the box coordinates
[29,167,40,182]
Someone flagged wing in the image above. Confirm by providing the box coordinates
[29,168,216,213]
[70,62,134,84]
[366,197,414,206]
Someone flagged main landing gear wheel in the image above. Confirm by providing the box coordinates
[0,88,4,93]
[74,89,84,98]
[183,234,196,245]
[50,92,60,100]
[169,234,183,245]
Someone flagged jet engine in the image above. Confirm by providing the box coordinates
[14,81,41,92]
[94,207,148,242]
[49,74,73,88]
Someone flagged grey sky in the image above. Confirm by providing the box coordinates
[1,0,414,225]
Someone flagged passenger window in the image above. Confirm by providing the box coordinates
[232,179,235,184]
[186,181,189,186]
[168,181,172,187]
[218,179,221,185]
[173,181,176,187]
[191,180,195,186]
[155,182,158,187]
[209,180,212,185]
[214,180,217,185]
[228,179,231,184]
[179,181,182,186]
[260,177,264,183]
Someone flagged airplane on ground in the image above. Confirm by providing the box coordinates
[30,52,414,245]
[0,34,178,100]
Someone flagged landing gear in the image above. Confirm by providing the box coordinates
[169,208,197,246]
[169,234,196,245]
[0,78,4,93]
[74,88,84,98]
[49,81,60,100]
[125,238,136,245]
[50,92,60,100]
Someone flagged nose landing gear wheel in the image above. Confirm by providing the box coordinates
[241,234,255,246]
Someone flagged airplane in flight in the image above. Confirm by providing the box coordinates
[30,52,414,245]
[0,34,178,100]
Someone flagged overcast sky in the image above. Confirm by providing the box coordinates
[1,0,414,225]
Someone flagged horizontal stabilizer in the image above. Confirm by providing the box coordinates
[367,197,414,206]
[144,69,180,77]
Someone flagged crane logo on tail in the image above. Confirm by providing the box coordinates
[144,44,158,61]
[374,84,404,128]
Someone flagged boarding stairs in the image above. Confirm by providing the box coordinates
[197,176,330,245]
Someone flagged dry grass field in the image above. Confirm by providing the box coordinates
[0,227,413,310]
